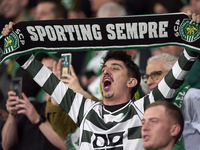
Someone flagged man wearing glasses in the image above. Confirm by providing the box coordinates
[142,53,178,93]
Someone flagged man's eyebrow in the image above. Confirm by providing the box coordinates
[111,63,123,68]
[101,63,123,69]
[149,117,158,121]
[141,117,158,122]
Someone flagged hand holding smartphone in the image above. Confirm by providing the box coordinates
[60,53,72,79]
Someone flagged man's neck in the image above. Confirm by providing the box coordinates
[104,101,129,112]
[103,93,131,106]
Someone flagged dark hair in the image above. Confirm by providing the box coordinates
[147,101,184,143]
[102,50,141,99]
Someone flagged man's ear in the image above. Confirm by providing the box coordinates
[127,78,138,88]
[171,124,181,137]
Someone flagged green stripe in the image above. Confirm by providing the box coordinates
[165,70,184,89]
[143,95,150,111]
[26,58,43,78]
[60,89,76,113]
[128,126,141,139]
[15,54,32,66]
[76,97,87,126]
[42,73,59,95]
[185,48,198,57]
[178,54,194,71]
[86,109,112,130]
[81,130,93,143]
[152,86,172,101]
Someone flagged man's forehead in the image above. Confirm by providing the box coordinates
[146,60,164,73]
[144,105,166,119]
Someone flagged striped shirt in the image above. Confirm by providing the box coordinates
[16,49,197,150]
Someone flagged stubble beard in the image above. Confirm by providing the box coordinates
[104,93,114,100]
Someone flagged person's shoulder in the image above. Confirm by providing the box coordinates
[185,88,200,98]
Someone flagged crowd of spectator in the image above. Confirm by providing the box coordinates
[0,0,200,150]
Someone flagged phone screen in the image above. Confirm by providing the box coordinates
[60,53,72,79]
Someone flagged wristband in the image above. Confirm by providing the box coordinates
[35,116,46,127]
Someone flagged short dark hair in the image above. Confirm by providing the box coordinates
[102,50,141,99]
[146,101,184,143]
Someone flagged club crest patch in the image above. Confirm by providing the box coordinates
[180,19,200,42]
[4,32,19,54]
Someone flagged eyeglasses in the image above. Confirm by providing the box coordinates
[142,71,164,83]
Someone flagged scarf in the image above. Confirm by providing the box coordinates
[0,12,200,65]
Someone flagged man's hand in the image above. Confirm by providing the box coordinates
[15,93,40,124]
[62,65,83,93]
[52,59,83,93]
[6,91,20,116]
[187,10,200,23]
[1,22,15,36]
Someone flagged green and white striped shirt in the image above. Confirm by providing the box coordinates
[16,49,197,150]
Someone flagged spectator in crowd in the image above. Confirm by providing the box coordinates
[34,0,68,20]
[144,53,177,93]
[88,0,125,17]
[0,0,33,113]
[0,0,32,23]
[1,67,66,150]
[182,87,200,150]
[142,101,184,150]
[96,1,126,17]
[34,0,86,77]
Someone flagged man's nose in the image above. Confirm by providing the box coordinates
[147,76,154,85]
[103,68,111,75]
[142,122,149,131]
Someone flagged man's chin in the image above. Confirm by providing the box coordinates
[104,93,114,99]
[143,144,151,150]
[143,142,154,150]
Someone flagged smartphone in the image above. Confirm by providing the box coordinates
[60,53,72,79]
[12,77,22,98]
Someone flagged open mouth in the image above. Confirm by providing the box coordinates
[142,135,150,142]
[104,79,111,89]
